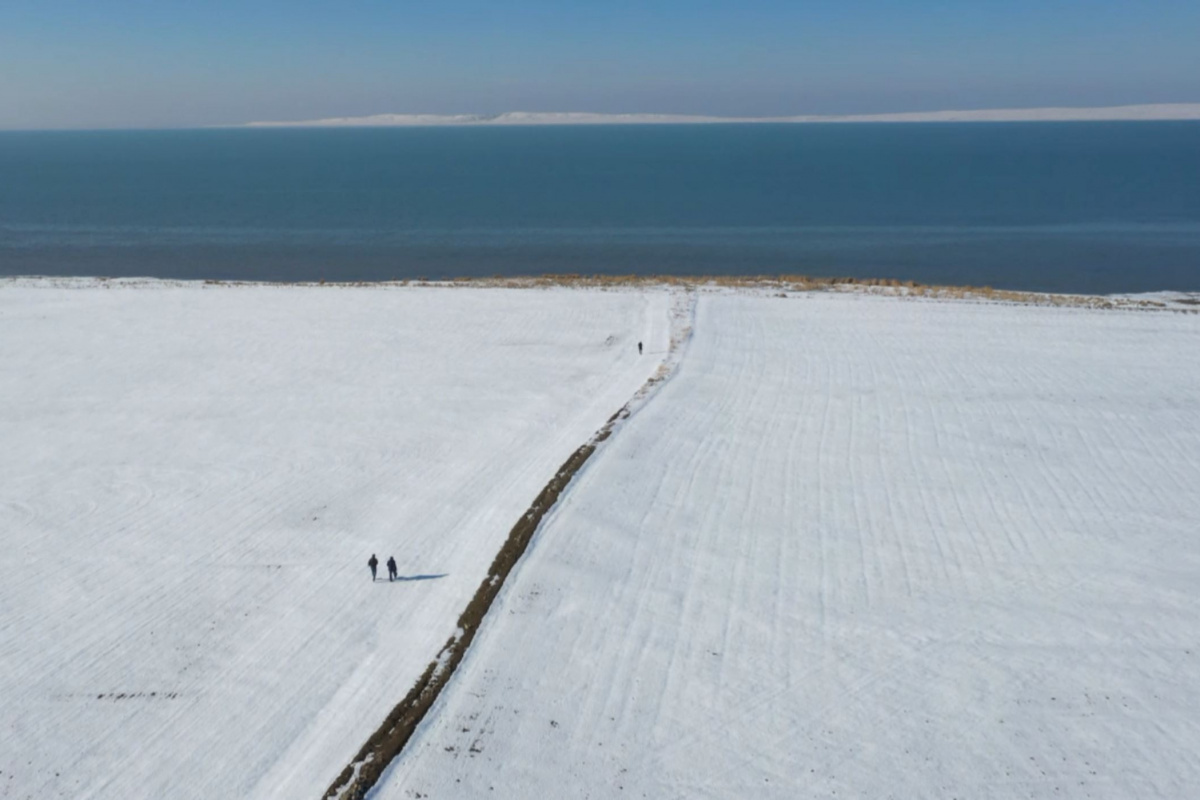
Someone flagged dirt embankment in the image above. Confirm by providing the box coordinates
[322,290,694,800]
[321,409,626,800]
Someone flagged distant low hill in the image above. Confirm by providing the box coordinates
[245,104,1200,127]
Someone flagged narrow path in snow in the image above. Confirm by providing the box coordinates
[321,290,696,800]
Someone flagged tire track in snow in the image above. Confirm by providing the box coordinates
[321,289,696,800]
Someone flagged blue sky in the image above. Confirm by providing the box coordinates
[1,0,1198,128]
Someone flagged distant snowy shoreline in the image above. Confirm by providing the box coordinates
[243,104,1200,128]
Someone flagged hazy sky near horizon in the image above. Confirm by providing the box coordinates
[1,0,1198,129]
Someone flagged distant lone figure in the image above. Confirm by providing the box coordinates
[387,556,398,582]
[368,554,378,582]
[638,341,643,355]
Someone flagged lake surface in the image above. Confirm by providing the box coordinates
[2,123,1199,293]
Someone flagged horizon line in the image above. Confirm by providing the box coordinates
[4,103,1200,132]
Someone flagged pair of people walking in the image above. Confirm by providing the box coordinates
[368,553,398,582]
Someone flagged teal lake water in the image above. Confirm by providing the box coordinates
[1,123,1198,293]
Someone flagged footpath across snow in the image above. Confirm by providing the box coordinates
[0,280,668,800]
[376,292,1200,799]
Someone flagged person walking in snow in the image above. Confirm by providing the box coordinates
[387,556,398,582]
[368,554,379,582]
[638,341,643,355]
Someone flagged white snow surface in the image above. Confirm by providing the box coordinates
[376,293,1200,799]
[0,281,669,799]
[245,104,1200,127]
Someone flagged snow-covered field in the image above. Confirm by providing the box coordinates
[5,283,1198,800]
[0,281,667,799]
[377,293,1200,799]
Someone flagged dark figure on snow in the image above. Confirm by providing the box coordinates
[387,556,398,582]
[368,554,378,582]
[638,341,643,355]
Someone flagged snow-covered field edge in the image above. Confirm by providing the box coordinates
[325,290,695,800]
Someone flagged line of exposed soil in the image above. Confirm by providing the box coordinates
[321,289,694,799]
[321,407,629,800]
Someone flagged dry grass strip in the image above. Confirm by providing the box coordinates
[13,274,1193,313]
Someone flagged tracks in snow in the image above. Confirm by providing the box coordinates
[321,289,695,800]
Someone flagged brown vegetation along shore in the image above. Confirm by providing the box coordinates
[5,273,1196,312]
[440,273,1195,311]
